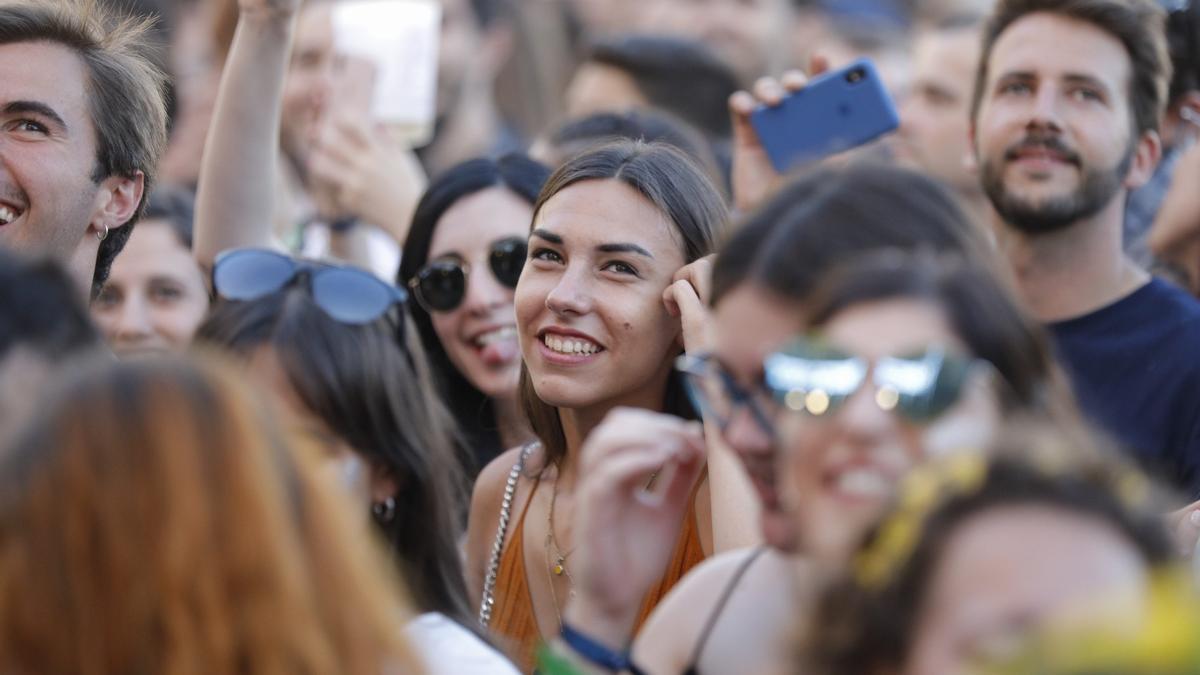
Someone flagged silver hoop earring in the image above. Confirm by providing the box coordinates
[372,496,396,523]
[96,225,109,241]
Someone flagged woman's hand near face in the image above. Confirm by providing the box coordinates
[729,56,831,214]
[663,254,716,355]
[563,408,706,649]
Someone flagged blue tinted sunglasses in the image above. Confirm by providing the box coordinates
[212,248,407,325]
[763,337,980,424]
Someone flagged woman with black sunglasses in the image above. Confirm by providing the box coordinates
[398,155,552,478]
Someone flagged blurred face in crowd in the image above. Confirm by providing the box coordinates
[642,0,787,83]
[775,298,1002,561]
[707,284,805,550]
[895,26,982,195]
[92,220,208,357]
[0,41,135,287]
[904,505,1150,673]
[516,179,685,412]
[426,187,533,400]
[281,4,337,166]
[972,12,1157,234]
[437,0,482,117]
[563,61,649,120]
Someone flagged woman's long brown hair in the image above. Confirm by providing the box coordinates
[0,354,422,675]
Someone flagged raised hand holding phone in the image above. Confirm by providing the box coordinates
[749,58,899,172]
[307,56,428,242]
[728,56,830,213]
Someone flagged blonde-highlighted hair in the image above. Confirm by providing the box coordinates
[0,354,421,675]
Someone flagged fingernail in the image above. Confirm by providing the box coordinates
[1189,510,1200,526]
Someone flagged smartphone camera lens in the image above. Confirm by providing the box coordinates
[846,68,866,84]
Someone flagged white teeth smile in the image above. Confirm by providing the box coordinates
[0,206,15,225]
[543,334,601,355]
[833,468,891,499]
[475,326,516,346]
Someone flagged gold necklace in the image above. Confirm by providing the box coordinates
[544,477,576,632]
[547,476,577,578]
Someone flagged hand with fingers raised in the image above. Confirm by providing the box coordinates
[563,408,707,651]
[728,55,831,214]
[663,254,716,356]
[306,56,428,242]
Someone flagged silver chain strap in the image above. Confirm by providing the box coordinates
[479,442,536,627]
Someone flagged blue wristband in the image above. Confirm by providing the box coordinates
[329,216,360,233]
[559,620,646,674]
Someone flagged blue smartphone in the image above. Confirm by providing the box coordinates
[749,59,899,172]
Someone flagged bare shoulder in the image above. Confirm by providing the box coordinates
[632,547,764,671]
[657,547,765,610]
[464,443,543,605]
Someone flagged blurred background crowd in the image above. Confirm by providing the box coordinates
[2,0,1200,672]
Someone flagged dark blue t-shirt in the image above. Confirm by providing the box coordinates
[1048,278,1200,498]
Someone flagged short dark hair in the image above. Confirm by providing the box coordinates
[712,163,991,307]
[397,155,551,472]
[589,34,741,138]
[0,0,169,296]
[545,109,725,193]
[520,140,726,468]
[969,0,1170,139]
[1165,0,1200,106]
[0,249,100,362]
[801,424,1175,675]
[142,185,196,249]
[467,0,509,28]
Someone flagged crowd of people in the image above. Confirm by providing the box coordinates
[2,0,1200,672]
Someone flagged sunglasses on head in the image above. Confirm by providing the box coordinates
[212,248,407,325]
[763,337,981,424]
[408,237,527,313]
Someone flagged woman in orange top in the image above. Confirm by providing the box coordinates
[464,140,726,672]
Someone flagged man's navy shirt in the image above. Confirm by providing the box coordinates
[1048,278,1200,498]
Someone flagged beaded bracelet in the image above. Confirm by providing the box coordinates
[559,620,647,675]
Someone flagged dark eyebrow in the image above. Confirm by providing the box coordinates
[531,228,654,259]
[1063,73,1110,94]
[530,228,562,245]
[597,242,654,259]
[3,100,68,132]
[996,70,1036,83]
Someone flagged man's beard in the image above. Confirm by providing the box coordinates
[980,131,1133,235]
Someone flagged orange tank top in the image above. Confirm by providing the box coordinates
[489,471,708,673]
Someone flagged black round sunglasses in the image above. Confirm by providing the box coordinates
[407,237,527,313]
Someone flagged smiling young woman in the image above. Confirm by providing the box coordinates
[464,140,726,672]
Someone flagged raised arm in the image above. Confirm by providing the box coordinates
[192,0,298,270]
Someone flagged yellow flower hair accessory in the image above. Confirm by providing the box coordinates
[983,569,1200,675]
[854,451,987,589]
